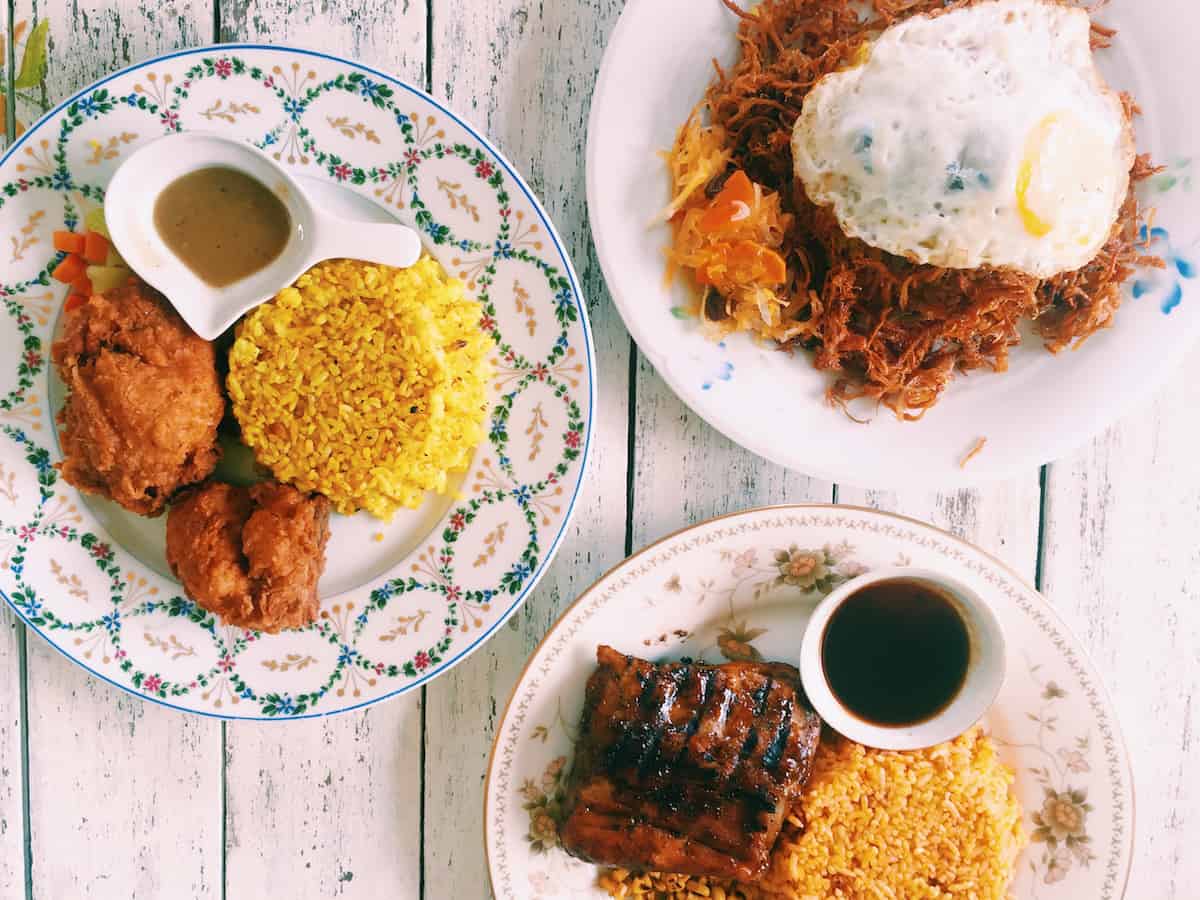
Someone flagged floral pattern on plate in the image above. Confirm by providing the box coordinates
[485,506,1132,899]
[0,46,594,719]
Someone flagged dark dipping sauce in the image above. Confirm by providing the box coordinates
[821,578,970,726]
[153,166,292,287]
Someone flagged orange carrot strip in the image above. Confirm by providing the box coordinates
[52,253,87,284]
[53,231,85,254]
[83,230,110,265]
[70,275,93,298]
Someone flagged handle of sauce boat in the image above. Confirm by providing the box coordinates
[310,218,423,270]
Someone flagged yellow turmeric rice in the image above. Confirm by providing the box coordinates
[227,257,492,519]
[600,728,1024,900]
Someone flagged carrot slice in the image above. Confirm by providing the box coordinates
[698,171,756,233]
[83,230,110,265]
[52,253,87,284]
[53,231,85,254]
[728,240,787,284]
[715,170,754,207]
[64,294,87,312]
[695,240,788,289]
[70,275,93,298]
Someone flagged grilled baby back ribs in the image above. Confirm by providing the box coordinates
[558,645,821,880]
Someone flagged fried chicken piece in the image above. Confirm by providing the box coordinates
[51,282,224,516]
[165,481,331,633]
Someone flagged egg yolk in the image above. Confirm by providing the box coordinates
[1016,112,1111,244]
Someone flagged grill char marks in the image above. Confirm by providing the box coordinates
[558,646,822,881]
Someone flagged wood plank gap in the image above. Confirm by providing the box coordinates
[1034,463,1049,591]
[212,0,221,45]
[4,0,14,147]
[624,339,638,556]
[220,721,227,900]
[419,686,427,900]
[17,627,31,900]
[424,0,432,93]
[830,483,840,504]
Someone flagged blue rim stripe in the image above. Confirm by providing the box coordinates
[0,43,597,721]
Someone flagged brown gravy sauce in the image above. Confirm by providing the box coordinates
[821,577,970,726]
[153,166,292,287]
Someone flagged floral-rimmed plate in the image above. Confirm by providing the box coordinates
[484,505,1133,899]
[587,0,1200,487]
[0,44,595,719]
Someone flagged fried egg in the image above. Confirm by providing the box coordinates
[791,0,1135,278]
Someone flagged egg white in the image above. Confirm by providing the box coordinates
[791,0,1135,278]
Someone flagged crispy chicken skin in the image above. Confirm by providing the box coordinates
[166,480,331,633]
[559,646,822,881]
[51,282,224,516]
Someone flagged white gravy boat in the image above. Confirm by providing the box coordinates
[104,132,422,340]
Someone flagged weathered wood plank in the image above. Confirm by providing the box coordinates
[630,356,833,548]
[223,711,422,898]
[216,3,427,898]
[422,1,630,894]
[9,2,221,898]
[25,640,221,900]
[835,480,1042,579]
[12,0,211,132]
[0,608,25,900]
[218,0,425,75]
[1040,347,1200,900]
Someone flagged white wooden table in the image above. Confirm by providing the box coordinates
[2,2,1197,898]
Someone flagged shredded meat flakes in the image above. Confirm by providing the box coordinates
[680,0,1163,419]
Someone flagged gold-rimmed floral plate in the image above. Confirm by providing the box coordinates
[0,45,594,719]
[484,505,1133,899]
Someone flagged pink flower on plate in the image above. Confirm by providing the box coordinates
[374,662,385,676]
[16,525,35,543]
[115,649,127,660]
[1044,849,1072,885]
[160,110,179,130]
[23,350,41,368]
[499,206,512,219]
[413,651,431,671]
[532,364,549,381]
[730,548,758,577]
[479,314,497,332]
[404,148,421,167]
[142,675,163,693]
[217,655,235,672]
[450,513,466,532]
[475,160,495,179]
[214,59,233,79]
[1060,749,1090,773]
[90,542,112,560]
[445,585,462,602]
[564,430,581,449]
[332,163,352,182]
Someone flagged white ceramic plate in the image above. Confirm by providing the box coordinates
[485,506,1133,899]
[0,45,595,719]
[587,0,1199,486]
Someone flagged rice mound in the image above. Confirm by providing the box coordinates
[601,727,1025,900]
[227,257,492,519]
